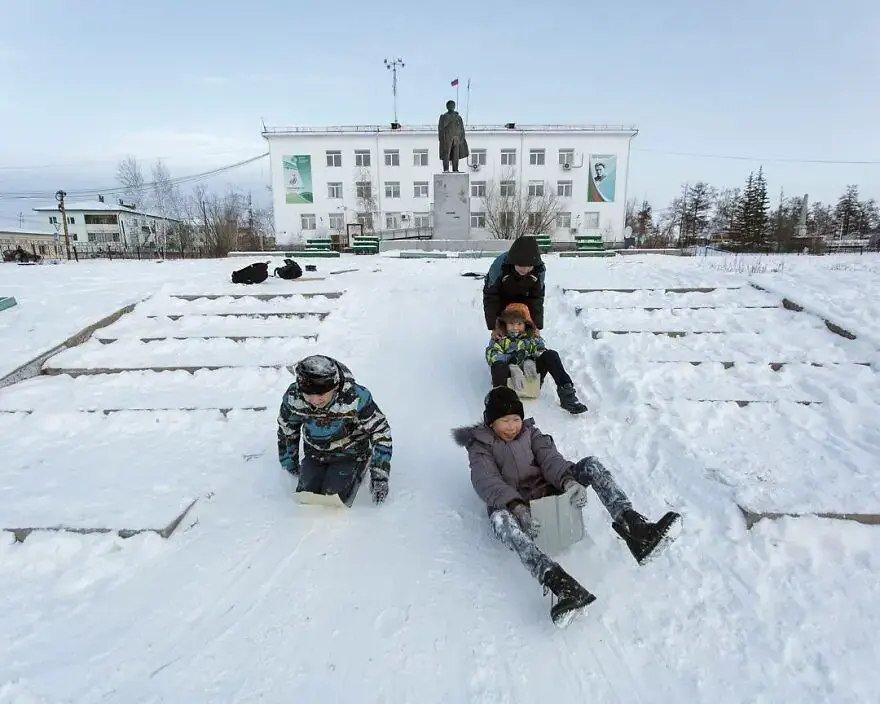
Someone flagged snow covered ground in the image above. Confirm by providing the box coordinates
[1,252,879,703]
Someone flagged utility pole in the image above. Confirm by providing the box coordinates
[55,189,71,260]
[383,57,405,124]
[17,212,23,229]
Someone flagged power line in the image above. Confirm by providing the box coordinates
[0,152,269,200]
[633,147,880,166]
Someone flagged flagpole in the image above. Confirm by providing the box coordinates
[456,82,459,106]
[465,78,471,125]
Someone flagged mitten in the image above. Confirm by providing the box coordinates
[563,478,588,508]
[370,477,389,504]
[508,364,526,392]
[511,503,541,539]
[523,359,539,381]
[280,450,299,475]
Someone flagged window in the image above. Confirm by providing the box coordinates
[385,212,400,230]
[413,181,429,198]
[558,149,574,166]
[470,149,487,166]
[67,216,75,224]
[471,181,486,198]
[500,211,515,230]
[384,150,399,166]
[357,212,374,230]
[48,216,58,224]
[355,150,371,167]
[327,182,343,199]
[471,212,486,229]
[528,181,544,197]
[557,180,573,197]
[501,149,516,166]
[326,150,342,167]
[413,212,431,228]
[556,212,572,229]
[301,214,317,230]
[329,213,344,230]
[84,213,118,225]
[584,212,600,229]
[527,213,544,229]
[413,149,429,166]
[529,149,545,166]
[356,181,372,199]
[385,181,400,198]
[86,232,121,243]
[500,181,516,197]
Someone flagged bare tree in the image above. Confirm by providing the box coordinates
[353,167,378,233]
[480,169,562,239]
[116,156,147,208]
[188,185,244,257]
[150,159,180,250]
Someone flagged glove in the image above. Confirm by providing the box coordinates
[563,478,588,508]
[511,503,541,539]
[370,477,388,504]
[280,451,299,475]
[508,364,526,392]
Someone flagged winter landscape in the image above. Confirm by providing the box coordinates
[1,250,878,703]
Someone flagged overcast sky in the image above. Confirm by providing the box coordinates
[2,0,878,232]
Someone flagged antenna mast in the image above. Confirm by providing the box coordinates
[383,57,405,123]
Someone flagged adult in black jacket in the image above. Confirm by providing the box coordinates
[483,236,546,334]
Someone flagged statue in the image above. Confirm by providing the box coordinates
[438,100,469,173]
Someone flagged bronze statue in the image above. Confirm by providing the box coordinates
[438,100,469,173]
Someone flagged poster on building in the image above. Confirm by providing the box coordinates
[587,154,617,203]
[283,155,313,204]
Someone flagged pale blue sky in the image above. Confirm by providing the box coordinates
[1,0,878,232]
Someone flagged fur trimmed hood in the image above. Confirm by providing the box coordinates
[493,302,538,338]
[450,419,536,448]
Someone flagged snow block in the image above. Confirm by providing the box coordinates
[529,487,585,556]
[295,491,348,508]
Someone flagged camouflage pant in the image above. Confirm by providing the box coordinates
[489,456,633,580]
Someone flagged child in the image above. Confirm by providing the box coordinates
[486,303,588,415]
[452,386,682,627]
[277,354,392,506]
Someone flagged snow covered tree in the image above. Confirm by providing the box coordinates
[116,156,147,209]
[835,185,862,238]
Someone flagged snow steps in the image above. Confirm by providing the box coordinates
[145,312,329,320]
[0,406,269,416]
[42,364,290,377]
[169,292,343,301]
[95,335,317,344]
[564,286,746,294]
[738,504,880,529]
[3,497,200,544]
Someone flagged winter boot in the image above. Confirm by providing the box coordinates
[557,383,588,414]
[612,509,682,565]
[540,563,597,628]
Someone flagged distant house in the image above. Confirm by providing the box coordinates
[31,197,180,248]
[0,229,58,258]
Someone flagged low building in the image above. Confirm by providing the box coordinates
[31,197,181,249]
[0,229,59,259]
[262,122,638,244]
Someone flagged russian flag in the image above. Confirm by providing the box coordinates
[451,78,459,87]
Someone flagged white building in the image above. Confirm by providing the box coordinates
[32,197,181,248]
[262,123,638,244]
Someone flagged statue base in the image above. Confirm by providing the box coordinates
[432,172,471,240]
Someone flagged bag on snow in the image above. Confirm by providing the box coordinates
[274,258,303,280]
[231,261,269,284]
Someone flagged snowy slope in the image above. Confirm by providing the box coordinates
[1,253,879,703]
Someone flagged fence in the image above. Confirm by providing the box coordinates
[1,239,214,262]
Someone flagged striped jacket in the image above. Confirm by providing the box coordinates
[486,333,546,366]
[277,359,392,483]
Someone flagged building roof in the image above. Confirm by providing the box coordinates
[0,229,56,238]
[32,199,180,221]
[262,123,639,137]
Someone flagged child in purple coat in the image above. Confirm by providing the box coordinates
[452,386,681,627]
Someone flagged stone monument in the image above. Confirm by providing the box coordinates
[433,100,471,239]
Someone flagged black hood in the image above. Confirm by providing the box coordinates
[507,236,542,267]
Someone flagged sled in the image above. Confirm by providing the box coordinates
[295,491,348,508]
[507,363,541,399]
[529,486,586,556]
[0,297,17,314]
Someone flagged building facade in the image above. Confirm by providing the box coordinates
[262,123,638,244]
[32,198,180,249]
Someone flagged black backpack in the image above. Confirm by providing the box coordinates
[274,258,303,280]
[231,261,269,284]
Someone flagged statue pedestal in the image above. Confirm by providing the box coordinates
[432,172,471,240]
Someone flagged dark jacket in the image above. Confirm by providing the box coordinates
[482,238,546,330]
[451,419,574,512]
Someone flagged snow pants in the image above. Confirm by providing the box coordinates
[489,456,634,579]
[490,349,573,389]
[296,456,369,507]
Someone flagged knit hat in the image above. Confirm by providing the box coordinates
[483,386,525,426]
[507,236,542,267]
[294,355,341,395]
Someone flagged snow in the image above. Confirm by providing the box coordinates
[1,252,880,703]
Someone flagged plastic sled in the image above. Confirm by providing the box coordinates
[529,486,586,556]
[295,491,348,508]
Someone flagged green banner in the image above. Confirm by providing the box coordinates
[283,155,313,204]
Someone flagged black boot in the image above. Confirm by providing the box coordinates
[612,509,682,565]
[540,563,597,628]
[557,384,588,414]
